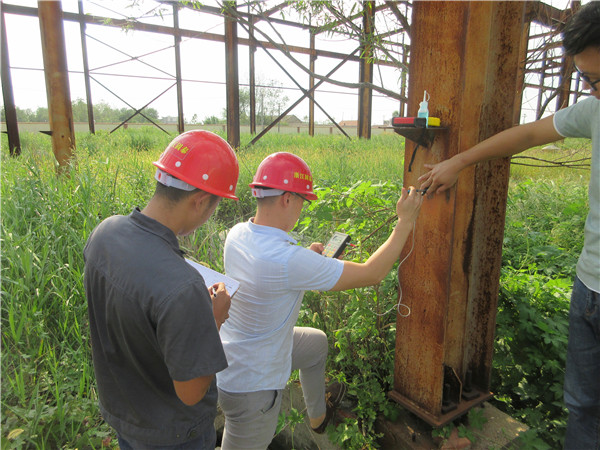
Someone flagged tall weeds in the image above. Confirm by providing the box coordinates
[1,130,589,448]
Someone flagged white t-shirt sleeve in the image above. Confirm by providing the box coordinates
[288,246,345,291]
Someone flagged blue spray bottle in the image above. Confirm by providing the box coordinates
[417,90,430,126]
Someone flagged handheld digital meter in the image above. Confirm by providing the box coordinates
[323,232,351,258]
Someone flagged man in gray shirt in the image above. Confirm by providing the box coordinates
[84,130,239,449]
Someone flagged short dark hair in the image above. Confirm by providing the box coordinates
[562,1,600,56]
[154,182,221,210]
[154,181,200,203]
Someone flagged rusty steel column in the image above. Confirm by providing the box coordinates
[78,0,94,134]
[1,5,21,156]
[556,54,574,111]
[308,32,316,137]
[390,1,527,427]
[249,15,256,135]
[536,50,550,119]
[173,3,184,134]
[399,44,408,117]
[556,1,580,112]
[513,17,530,125]
[224,1,240,149]
[357,0,374,139]
[38,0,75,171]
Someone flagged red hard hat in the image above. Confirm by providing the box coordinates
[153,130,239,200]
[250,152,317,201]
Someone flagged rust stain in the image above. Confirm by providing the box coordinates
[392,1,526,425]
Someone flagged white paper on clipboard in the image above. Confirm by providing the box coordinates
[185,259,240,297]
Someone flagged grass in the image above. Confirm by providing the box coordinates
[1,128,591,448]
[509,138,591,183]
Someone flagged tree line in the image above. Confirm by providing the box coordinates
[1,81,312,126]
[1,98,160,124]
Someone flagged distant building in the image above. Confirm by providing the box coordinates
[161,116,178,124]
[283,114,304,124]
[339,120,358,127]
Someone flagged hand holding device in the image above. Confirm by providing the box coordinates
[396,187,424,223]
[323,232,351,259]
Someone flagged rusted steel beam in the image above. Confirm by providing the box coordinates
[385,0,411,35]
[309,32,316,137]
[224,1,240,149]
[513,19,530,125]
[1,5,21,156]
[526,52,563,66]
[318,2,388,33]
[2,3,400,69]
[527,0,575,27]
[536,49,550,119]
[249,15,256,135]
[173,3,184,134]
[247,48,357,147]
[555,1,580,111]
[177,1,314,31]
[107,87,173,135]
[399,44,408,117]
[528,29,555,40]
[358,1,375,139]
[78,0,94,134]
[260,2,288,19]
[38,0,75,172]
[240,23,352,142]
[390,1,527,427]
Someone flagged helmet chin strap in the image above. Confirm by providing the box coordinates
[155,169,196,191]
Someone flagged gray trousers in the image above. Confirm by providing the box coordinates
[218,327,328,450]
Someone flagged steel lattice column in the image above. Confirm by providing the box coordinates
[173,3,184,134]
[358,1,375,139]
[1,5,21,156]
[390,1,527,427]
[38,0,75,171]
[224,1,240,150]
[77,0,94,134]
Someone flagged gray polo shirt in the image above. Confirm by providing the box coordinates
[554,96,600,293]
[84,208,227,445]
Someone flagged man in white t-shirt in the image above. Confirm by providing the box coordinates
[217,152,423,449]
[418,3,599,448]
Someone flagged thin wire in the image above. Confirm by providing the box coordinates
[375,220,415,318]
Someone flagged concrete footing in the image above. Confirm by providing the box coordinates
[215,381,528,449]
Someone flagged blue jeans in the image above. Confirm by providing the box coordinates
[564,276,600,450]
[117,429,216,450]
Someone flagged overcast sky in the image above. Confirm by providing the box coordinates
[2,0,580,125]
[3,0,409,125]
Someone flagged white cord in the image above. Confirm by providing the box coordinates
[375,221,415,318]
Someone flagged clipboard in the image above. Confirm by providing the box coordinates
[185,258,240,297]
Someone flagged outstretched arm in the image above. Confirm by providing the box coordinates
[331,187,423,291]
[418,115,562,195]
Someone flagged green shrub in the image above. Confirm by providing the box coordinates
[0,130,588,448]
[494,270,570,445]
